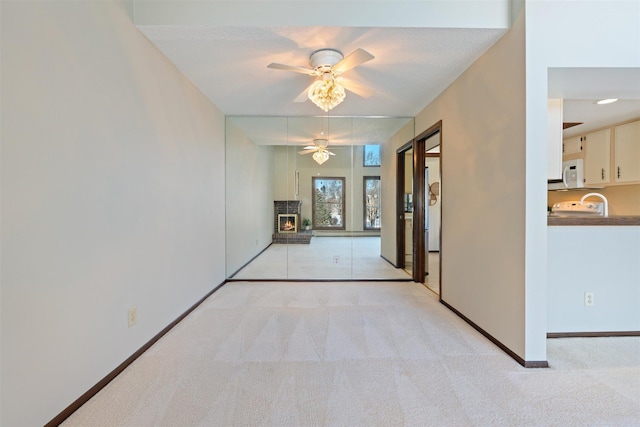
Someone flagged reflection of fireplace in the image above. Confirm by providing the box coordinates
[272,200,310,243]
[278,214,297,233]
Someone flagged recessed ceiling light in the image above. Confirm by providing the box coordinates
[596,98,618,105]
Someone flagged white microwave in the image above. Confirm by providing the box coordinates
[548,159,584,190]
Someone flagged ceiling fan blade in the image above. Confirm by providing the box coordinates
[293,84,312,103]
[332,48,374,74]
[303,145,316,150]
[327,151,336,156]
[337,77,375,98]
[298,149,317,155]
[267,63,315,75]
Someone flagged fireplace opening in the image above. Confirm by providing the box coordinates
[278,214,297,233]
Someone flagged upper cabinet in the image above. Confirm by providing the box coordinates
[563,135,583,156]
[548,99,564,180]
[584,129,611,185]
[614,120,640,183]
[562,118,640,188]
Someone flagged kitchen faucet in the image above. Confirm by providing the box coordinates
[580,192,609,217]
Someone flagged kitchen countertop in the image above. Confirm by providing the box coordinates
[548,215,640,226]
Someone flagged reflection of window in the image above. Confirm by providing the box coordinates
[312,177,345,230]
[364,176,381,230]
[364,145,381,166]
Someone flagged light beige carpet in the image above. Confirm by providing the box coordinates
[63,282,640,426]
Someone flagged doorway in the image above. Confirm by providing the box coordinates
[397,121,441,289]
[424,137,441,294]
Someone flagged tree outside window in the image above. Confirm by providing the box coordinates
[312,177,345,230]
[364,145,381,167]
[364,176,381,230]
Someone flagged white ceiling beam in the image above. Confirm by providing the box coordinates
[133,0,511,29]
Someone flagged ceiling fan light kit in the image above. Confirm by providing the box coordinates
[299,138,336,165]
[308,78,346,112]
[309,48,344,70]
[312,150,330,165]
[267,48,375,112]
[308,49,346,112]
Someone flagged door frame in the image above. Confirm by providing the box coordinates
[396,140,413,270]
[415,121,442,293]
[396,138,426,282]
[412,137,426,282]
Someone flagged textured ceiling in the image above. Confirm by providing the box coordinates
[137,26,507,117]
[136,13,640,144]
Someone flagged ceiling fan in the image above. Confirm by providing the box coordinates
[298,138,336,165]
[267,48,375,111]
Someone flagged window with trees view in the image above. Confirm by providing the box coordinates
[312,177,345,230]
[364,176,381,230]
[363,145,381,166]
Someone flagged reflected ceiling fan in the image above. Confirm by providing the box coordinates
[298,138,336,165]
[267,48,375,111]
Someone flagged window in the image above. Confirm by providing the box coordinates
[312,177,345,230]
[364,176,381,230]
[363,145,381,166]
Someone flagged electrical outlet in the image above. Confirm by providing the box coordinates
[584,292,594,307]
[333,255,339,264]
[128,307,137,327]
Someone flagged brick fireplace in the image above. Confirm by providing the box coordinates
[272,200,311,244]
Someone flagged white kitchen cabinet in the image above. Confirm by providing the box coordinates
[563,135,583,157]
[614,120,640,183]
[584,128,610,185]
[548,98,563,179]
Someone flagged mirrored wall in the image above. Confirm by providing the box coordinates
[225,115,414,280]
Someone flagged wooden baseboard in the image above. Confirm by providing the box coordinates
[440,299,549,368]
[548,331,640,338]
[226,278,414,283]
[45,281,227,427]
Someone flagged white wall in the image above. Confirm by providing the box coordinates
[0,2,226,425]
[525,0,640,361]
[225,121,275,276]
[548,227,640,333]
